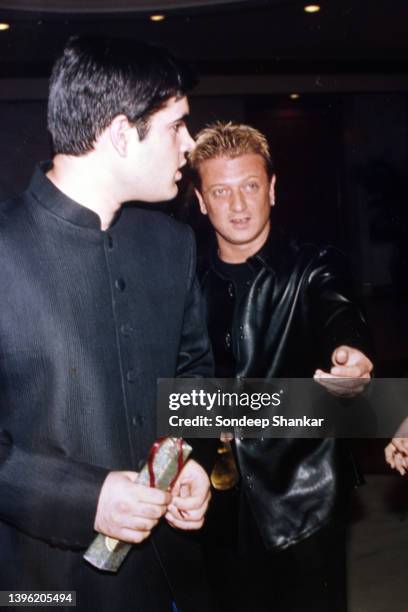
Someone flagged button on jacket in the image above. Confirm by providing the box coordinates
[0,165,214,611]
[200,228,371,550]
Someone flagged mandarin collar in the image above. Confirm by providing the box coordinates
[27,162,105,230]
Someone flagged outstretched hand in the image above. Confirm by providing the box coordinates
[314,345,373,397]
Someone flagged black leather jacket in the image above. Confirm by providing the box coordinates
[200,228,372,550]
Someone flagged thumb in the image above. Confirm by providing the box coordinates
[180,482,190,498]
[332,346,349,366]
[123,471,139,483]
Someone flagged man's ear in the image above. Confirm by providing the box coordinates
[195,188,208,215]
[269,174,277,207]
[109,115,134,157]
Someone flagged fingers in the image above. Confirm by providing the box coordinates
[94,471,171,543]
[129,498,168,520]
[332,347,349,365]
[395,454,407,476]
[167,460,211,531]
[114,517,159,543]
[171,460,210,502]
[392,450,407,475]
[314,371,369,397]
[117,527,151,544]
[134,483,171,506]
[384,441,408,475]
[315,345,373,396]
[165,490,211,530]
[392,437,408,455]
[165,511,205,530]
[384,442,396,468]
[119,512,161,532]
[330,345,373,378]
[172,487,211,512]
[330,365,371,378]
[315,370,368,386]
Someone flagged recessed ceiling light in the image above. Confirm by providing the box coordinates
[0,23,10,31]
[290,93,300,100]
[150,14,165,22]
[304,4,321,13]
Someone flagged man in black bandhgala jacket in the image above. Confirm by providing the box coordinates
[0,36,215,611]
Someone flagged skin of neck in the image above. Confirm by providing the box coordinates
[216,220,271,264]
[47,140,124,231]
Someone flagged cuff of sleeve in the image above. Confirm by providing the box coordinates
[45,461,109,549]
[0,441,109,550]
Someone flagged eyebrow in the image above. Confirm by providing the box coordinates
[207,175,261,186]
[202,175,261,195]
[172,113,190,124]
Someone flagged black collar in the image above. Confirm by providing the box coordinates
[27,162,104,230]
[210,226,292,276]
[249,227,293,273]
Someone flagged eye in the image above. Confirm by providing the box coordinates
[211,187,229,199]
[242,181,259,193]
[172,121,184,133]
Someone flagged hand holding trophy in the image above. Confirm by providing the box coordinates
[84,438,192,572]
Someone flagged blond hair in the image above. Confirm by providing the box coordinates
[189,121,273,185]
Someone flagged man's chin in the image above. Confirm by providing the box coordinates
[163,184,179,201]
[140,183,178,204]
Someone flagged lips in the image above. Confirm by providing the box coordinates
[175,162,186,181]
[230,217,251,227]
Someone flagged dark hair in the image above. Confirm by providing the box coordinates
[47,35,197,155]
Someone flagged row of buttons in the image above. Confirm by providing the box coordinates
[106,234,127,293]
[105,242,145,429]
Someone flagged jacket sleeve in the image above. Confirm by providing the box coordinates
[307,247,374,368]
[175,228,218,474]
[0,428,108,549]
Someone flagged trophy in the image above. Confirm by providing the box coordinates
[84,437,192,572]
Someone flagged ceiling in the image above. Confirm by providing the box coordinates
[0,0,407,78]
[0,0,244,12]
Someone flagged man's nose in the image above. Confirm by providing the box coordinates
[230,190,246,212]
[181,128,196,154]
